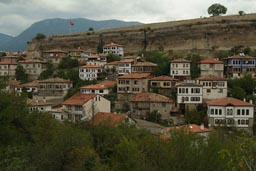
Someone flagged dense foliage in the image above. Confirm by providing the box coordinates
[1,90,256,171]
[208,3,227,16]
[15,64,28,83]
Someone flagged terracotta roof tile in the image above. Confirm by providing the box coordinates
[226,54,255,59]
[196,76,227,81]
[130,92,174,103]
[207,97,254,106]
[176,82,202,87]
[118,73,152,79]
[118,58,135,63]
[164,124,211,133]
[18,60,47,64]
[43,49,67,53]
[80,65,102,68]
[89,112,127,126]
[150,75,178,81]
[38,77,72,83]
[105,61,119,65]
[199,57,224,64]
[63,93,96,105]
[132,61,157,67]
[80,81,116,90]
[171,59,191,63]
[18,80,39,87]
[27,99,53,106]
[0,62,18,65]
[104,43,123,47]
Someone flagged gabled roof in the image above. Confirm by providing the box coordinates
[199,57,224,64]
[80,65,102,68]
[80,80,116,90]
[18,80,39,88]
[63,93,96,106]
[207,97,254,106]
[104,43,123,47]
[105,61,119,65]
[196,75,227,81]
[18,60,47,64]
[43,49,67,53]
[118,58,135,63]
[176,82,202,87]
[0,62,18,65]
[226,54,255,59]
[150,75,178,81]
[27,99,53,106]
[38,77,72,83]
[132,61,157,67]
[130,92,174,103]
[171,58,191,63]
[118,73,151,79]
[164,124,211,133]
[89,112,128,127]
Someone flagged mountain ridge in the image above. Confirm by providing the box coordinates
[0,18,142,51]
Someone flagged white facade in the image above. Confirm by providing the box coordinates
[103,43,124,57]
[79,65,103,80]
[118,62,132,75]
[80,88,110,95]
[82,55,107,67]
[19,61,47,79]
[0,62,17,77]
[170,60,191,79]
[208,105,254,128]
[196,78,227,100]
[63,94,111,122]
[177,84,203,104]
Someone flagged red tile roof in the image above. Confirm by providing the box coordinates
[132,61,157,67]
[43,49,67,53]
[150,75,178,81]
[130,93,174,103]
[89,112,128,126]
[0,62,18,65]
[80,65,102,68]
[171,59,191,63]
[104,43,123,47]
[80,81,116,90]
[38,77,72,83]
[199,57,224,64]
[207,97,254,106]
[196,75,227,81]
[164,124,211,134]
[118,73,151,79]
[227,54,255,59]
[106,61,119,65]
[118,58,135,63]
[18,80,39,88]
[63,93,96,105]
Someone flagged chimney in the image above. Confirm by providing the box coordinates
[200,123,204,130]
[250,100,253,104]
[243,98,246,102]
[239,52,245,56]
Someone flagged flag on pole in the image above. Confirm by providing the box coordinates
[69,20,74,26]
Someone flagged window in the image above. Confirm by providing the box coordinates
[134,80,138,85]
[99,90,104,93]
[215,109,218,115]
[211,109,214,115]
[246,109,249,115]
[242,109,245,115]
[227,108,233,115]
[207,89,211,93]
[219,109,222,115]
[237,109,240,115]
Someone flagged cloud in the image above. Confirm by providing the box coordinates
[0,0,256,36]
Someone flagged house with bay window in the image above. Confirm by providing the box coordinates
[207,97,254,131]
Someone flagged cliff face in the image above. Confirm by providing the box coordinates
[27,14,256,57]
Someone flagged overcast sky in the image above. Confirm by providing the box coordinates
[0,0,255,36]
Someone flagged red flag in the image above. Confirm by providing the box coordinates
[69,20,74,26]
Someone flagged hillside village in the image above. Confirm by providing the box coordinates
[1,40,256,135]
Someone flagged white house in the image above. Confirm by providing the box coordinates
[27,99,53,113]
[198,57,224,77]
[103,43,124,57]
[82,54,107,67]
[80,80,116,95]
[15,80,39,94]
[170,59,191,80]
[62,93,111,122]
[0,62,17,78]
[176,81,203,112]
[79,65,103,80]
[196,76,227,100]
[118,57,137,76]
[207,97,254,130]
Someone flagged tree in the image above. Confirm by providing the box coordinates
[239,11,245,16]
[107,54,120,62]
[147,110,161,123]
[35,33,46,40]
[88,27,94,32]
[39,62,54,80]
[15,64,28,83]
[208,3,227,16]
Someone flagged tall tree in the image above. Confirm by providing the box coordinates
[208,3,227,16]
[15,64,28,83]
